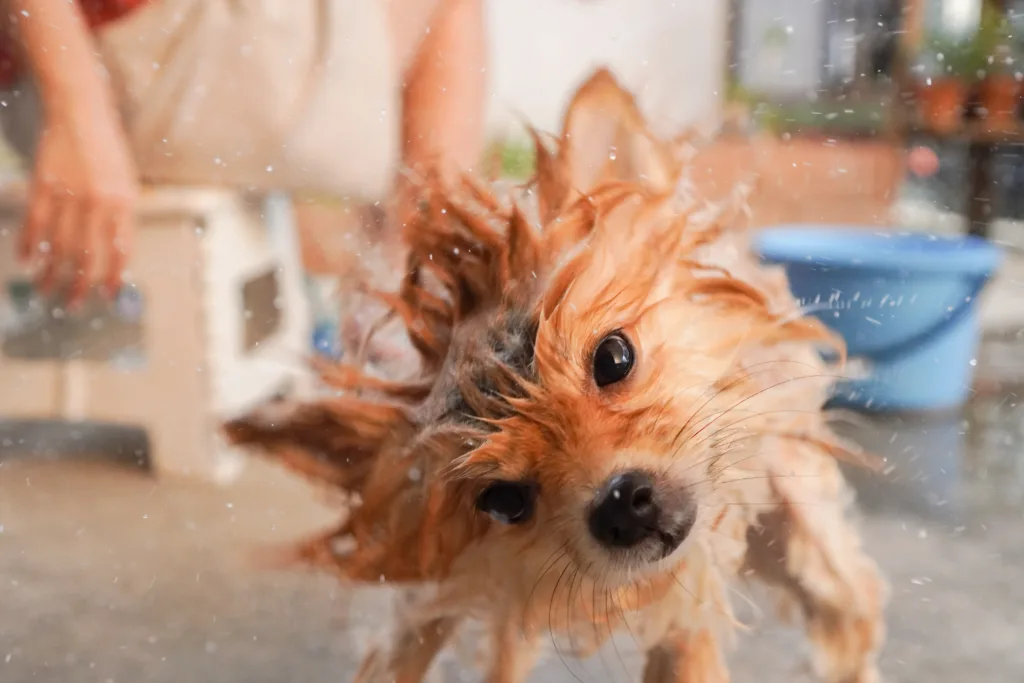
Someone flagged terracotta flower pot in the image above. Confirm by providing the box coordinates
[979,73,1023,130]
[916,78,970,135]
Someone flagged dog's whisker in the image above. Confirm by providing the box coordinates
[705,494,831,506]
[565,566,585,660]
[523,545,569,635]
[692,405,840,452]
[685,373,841,446]
[547,562,587,683]
[669,359,831,450]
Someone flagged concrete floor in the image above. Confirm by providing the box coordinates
[2,385,1024,683]
[6,143,1024,683]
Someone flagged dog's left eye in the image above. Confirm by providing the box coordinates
[476,481,536,525]
[593,332,634,388]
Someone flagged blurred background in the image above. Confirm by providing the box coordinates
[1,0,1024,681]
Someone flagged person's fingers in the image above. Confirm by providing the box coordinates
[67,202,104,309]
[19,183,55,265]
[45,193,74,266]
[104,204,133,298]
[38,196,78,297]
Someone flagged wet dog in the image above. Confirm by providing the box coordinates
[226,69,887,683]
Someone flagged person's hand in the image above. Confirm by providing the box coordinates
[19,103,139,308]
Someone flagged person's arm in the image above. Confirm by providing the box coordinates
[400,0,486,172]
[7,0,138,305]
[9,0,114,116]
[386,0,446,76]
[385,0,487,258]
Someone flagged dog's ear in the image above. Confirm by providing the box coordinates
[223,395,411,491]
[531,68,688,264]
[532,67,681,227]
[559,68,681,197]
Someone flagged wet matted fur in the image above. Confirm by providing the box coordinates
[226,69,887,683]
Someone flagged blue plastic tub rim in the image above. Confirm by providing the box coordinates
[753,226,1002,276]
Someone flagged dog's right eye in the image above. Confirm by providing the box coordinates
[476,481,536,525]
[592,332,634,388]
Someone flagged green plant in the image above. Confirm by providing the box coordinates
[751,100,885,138]
[762,24,790,48]
[925,31,988,79]
[725,77,756,106]
[752,103,786,136]
[486,137,535,180]
[977,2,1017,74]
[924,4,1017,79]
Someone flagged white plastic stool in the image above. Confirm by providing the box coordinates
[0,186,312,483]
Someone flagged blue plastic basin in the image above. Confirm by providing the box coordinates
[753,226,1002,412]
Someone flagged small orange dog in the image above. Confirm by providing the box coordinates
[227,69,887,683]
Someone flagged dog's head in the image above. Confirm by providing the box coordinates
[443,70,845,585]
[226,69,848,592]
[458,193,839,584]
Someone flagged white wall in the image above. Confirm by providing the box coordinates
[484,0,727,140]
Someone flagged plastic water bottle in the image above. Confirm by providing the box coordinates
[305,275,342,360]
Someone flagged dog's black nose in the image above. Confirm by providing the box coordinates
[588,470,659,548]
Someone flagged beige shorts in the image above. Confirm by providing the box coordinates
[2,0,400,202]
